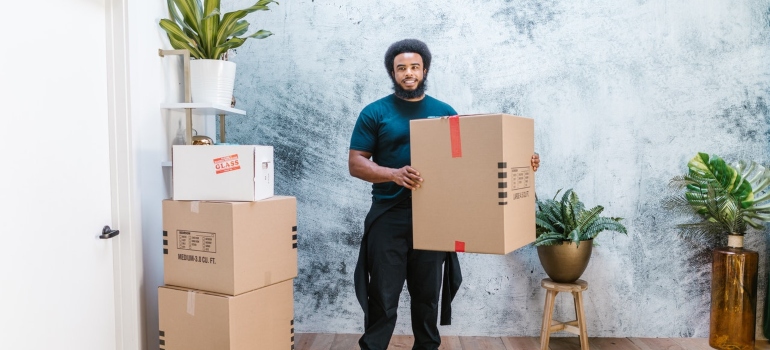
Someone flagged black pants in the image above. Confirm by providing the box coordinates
[358,199,445,350]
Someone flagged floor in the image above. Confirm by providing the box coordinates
[295,333,770,349]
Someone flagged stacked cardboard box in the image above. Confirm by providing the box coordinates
[159,145,297,350]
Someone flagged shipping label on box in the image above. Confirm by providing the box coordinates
[158,279,295,350]
[410,114,535,255]
[177,230,216,252]
[163,196,298,295]
[172,145,273,201]
[213,154,241,174]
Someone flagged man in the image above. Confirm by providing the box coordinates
[348,39,540,350]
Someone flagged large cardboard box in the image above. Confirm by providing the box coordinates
[163,196,298,295]
[158,279,294,350]
[172,145,274,201]
[410,114,535,254]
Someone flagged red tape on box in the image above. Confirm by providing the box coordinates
[449,115,462,158]
[455,241,465,253]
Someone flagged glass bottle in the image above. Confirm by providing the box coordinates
[709,234,758,350]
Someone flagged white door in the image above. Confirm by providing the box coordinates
[1,1,120,349]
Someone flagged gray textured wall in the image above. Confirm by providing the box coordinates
[223,0,770,337]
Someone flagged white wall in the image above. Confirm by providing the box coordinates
[126,2,223,349]
[125,2,178,349]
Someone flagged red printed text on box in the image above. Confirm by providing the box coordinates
[213,154,241,174]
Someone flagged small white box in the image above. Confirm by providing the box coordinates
[172,145,274,201]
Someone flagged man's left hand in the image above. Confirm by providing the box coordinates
[531,153,540,172]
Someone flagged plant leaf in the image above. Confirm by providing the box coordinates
[174,0,202,35]
[247,29,273,39]
[200,0,221,58]
[211,38,244,59]
[534,188,626,245]
[159,19,206,58]
[671,153,770,237]
[534,232,566,246]
[228,20,250,38]
[216,0,278,49]
[162,0,276,59]
[582,217,627,240]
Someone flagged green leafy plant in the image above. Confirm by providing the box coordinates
[666,152,770,241]
[534,189,627,247]
[159,0,278,60]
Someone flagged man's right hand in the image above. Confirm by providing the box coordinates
[349,150,423,190]
[391,166,423,190]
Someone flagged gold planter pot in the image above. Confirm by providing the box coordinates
[709,235,758,350]
[536,240,593,283]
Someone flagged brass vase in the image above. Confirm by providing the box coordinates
[709,235,758,350]
[536,240,592,283]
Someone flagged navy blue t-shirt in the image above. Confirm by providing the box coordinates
[350,94,457,203]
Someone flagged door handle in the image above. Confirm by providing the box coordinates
[100,225,120,239]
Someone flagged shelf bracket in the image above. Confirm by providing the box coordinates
[219,114,226,143]
[159,49,193,145]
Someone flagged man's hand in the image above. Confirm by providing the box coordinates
[349,150,423,190]
[531,153,540,172]
[391,166,423,190]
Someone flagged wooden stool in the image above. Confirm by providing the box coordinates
[539,278,589,350]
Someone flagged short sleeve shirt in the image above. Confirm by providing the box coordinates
[350,94,457,203]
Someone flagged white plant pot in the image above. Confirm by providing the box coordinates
[189,59,236,106]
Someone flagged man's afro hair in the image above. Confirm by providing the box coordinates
[384,39,432,76]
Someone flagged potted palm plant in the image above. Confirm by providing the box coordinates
[159,0,278,106]
[667,152,770,350]
[534,189,627,283]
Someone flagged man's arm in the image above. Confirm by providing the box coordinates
[348,150,423,190]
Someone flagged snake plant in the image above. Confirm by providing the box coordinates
[534,189,627,247]
[667,153,770,240]
[159,0,278,60]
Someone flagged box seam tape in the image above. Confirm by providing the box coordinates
[186,290,195,316]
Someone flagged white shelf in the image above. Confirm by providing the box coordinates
[160,103,246,115]
[161,161,172,167]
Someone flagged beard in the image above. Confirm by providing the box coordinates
[392,75,428,100]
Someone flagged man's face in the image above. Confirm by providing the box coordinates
[391,52,426,99]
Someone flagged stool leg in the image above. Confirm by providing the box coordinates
[573,291,589,350]
[540,290,557,350]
